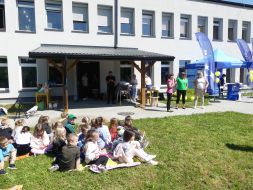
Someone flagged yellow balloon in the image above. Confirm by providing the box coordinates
[250,75,253,82]
[215,78,220,83]
[190,96,195,101]
[249,70,253,75]
[215,71,221,77]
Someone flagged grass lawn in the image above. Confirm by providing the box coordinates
[0,112,253,190]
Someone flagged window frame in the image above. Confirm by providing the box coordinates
[120,7,134,35]
[197,16,208,35]
[0,57,9,90]
[160,61,171,86]
[142,10,155,37]
[120,62,132,82]
[161,12,174,38]
[242,21,251,43]
[180,14,192,39]
[72,2,88,32]
[17,0,36,32]
[97,5,113,34]
[228,19,237,42]
[213,18,223,41]
[20,57,37,89]
[45,0,63,31]
[0,0,5,30]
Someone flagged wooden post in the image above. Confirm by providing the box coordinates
[63,56,68,112]
[140,61,146,108]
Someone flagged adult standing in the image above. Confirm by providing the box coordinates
[145,74,152,90]
[166,74,176,112]
[176,72,188,109]
[130,74,138,102]
[194,71,209,109]
[106,71,116,104]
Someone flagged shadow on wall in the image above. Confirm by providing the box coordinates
[225,143,253,153]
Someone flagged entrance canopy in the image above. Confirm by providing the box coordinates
[29,44,174,61]
[186,49,249,69]
[29,44,175,111]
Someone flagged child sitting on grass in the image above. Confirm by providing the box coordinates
[84,130,108,172]
[114,130,158,165]
[95,117,111,148]
[0,137,17,175]
[12,119,25,138]
[109,118,119,142]
[77,123,90,149]
[58,134,82,172]
[0,118,13,141]
[14,126,32,157]
[30,123,50,155]
[65,114,77,135]
[38,116,52,140]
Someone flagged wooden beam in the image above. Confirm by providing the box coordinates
[47,59,63,74]
[67,59,79,73]
[130,61,141,73]
[140,61,146,108]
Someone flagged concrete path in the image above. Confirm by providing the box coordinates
[8,96,252,127]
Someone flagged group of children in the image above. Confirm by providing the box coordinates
[0,113,158,174]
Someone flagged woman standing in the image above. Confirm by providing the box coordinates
[194,71,208,109]
[176,72,188,109]
[166,74,176,112]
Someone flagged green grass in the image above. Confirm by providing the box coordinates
[1,112,253,190]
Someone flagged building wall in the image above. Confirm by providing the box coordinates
[0,0,252,99]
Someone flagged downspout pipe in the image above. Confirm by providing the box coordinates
[114,0,118,48]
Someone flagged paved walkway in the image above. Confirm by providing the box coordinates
[9,96,252,127]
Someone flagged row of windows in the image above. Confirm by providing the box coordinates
[0,0,251,42]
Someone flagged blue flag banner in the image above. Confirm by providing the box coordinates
[195,32,218,95]
[237,39,252,62]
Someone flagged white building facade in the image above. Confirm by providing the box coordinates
[0,0,252,100]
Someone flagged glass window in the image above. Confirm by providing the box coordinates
[45,0,62,30]
[120,62,132,82]
[97,5,112,33]
[0,57,8,88]
[20,58,37,88]
[72,3,88,32]
[162,13,173,37]
[213,18,223,41]
[180,15,191,38]
[198,16,208,34]
[18,0,35,32]
[242,21,251,43]
[120,8,134,35]
[228,20,237,41]
[142,11,154,36]
[161,61,171,85]
[48,64,63,85]
[0,0,5,29]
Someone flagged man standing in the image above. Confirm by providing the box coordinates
[106,71,116,104]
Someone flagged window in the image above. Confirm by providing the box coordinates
[48,60,63,85]
[180,15,191,38]
[162,13,173,37]
[213,18,223,41]
[97,5,112,33]
[198,16,208,35]
[0,0,5,29]
[17,0,35,32]
[161,61,171,85]
[72,3,88,32]
[20,58,37,88]
[45,0,63,30]
[228,20,237,41]
[0,57,8,89]
[142,11,155,36]
[120,8,134,35]
[242,21,251,43]
[120,62,132,82]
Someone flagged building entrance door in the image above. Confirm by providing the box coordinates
[77,61,99,99]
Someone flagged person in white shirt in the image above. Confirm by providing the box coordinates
[30,123,50,155]
[194,71,209,109]
[14,126,32,156]
[145,74,152,90]
[11,119,25,138]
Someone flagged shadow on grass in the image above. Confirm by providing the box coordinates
[226,143,253,153]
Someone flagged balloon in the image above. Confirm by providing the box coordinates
[250,75,253,82]
[215,71,221,77]
[249,70,253,75]
[215,78,220,83]
[190,96,195,101]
